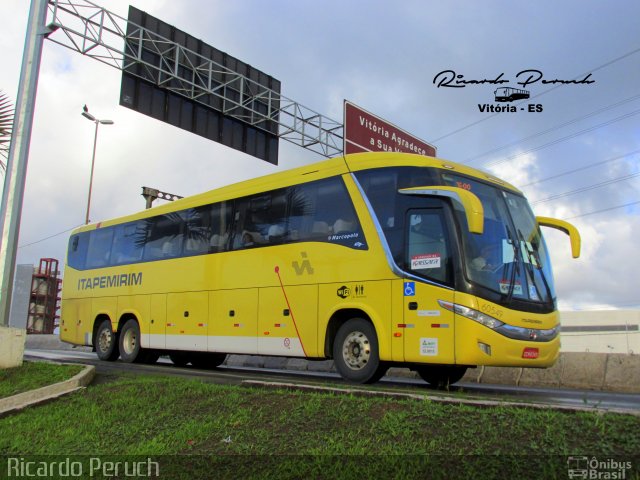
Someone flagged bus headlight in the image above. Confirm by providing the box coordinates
[438,300,559,342]
[438,300,504,329]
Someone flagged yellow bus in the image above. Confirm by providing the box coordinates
[60,152,580,386]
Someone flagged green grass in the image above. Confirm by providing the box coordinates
[0,373,638,479]
[0,361,83,399]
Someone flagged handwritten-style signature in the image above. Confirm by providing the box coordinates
[433,69,594,88]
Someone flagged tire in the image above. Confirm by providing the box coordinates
[333,318,388,384]
[95,319,119,361]
[415,365,467,389]
[189,352,227,370]
[118,319,143,363]
[169,352,191,367]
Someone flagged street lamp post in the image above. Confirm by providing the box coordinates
[81,105,113,224]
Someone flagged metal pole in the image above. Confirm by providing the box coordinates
[85,120,99,224]
[0,0,49,327]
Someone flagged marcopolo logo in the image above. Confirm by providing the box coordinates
[566,456,632,479]
[433,68,595,113]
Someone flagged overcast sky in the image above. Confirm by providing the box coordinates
[2,0,639,311]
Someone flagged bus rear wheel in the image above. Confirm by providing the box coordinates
[415,365,467,389]
[118,319,146,363]
[95,319,119,361]
[333,318,387,384]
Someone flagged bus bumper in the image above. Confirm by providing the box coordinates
[454,316,560,367]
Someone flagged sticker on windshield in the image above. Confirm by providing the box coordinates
[529,285,539,301]
[499,280,523,295]
[411,253,441,270]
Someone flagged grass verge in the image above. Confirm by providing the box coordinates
[0,373,638,479]
[0,361,83,399]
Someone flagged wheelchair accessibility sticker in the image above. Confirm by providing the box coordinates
[404,281,415,296]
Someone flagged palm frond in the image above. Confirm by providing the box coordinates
[0,90,16,173]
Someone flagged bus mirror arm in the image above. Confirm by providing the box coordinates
[536,216,581,258]
[398,186,484,235]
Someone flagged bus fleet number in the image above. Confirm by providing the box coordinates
[481,304,503,318]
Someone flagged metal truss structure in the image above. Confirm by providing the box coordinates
[45,0,344,158]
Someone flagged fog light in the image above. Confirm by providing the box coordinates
[478,342,492,356]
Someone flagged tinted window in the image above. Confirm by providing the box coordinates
[230,177,366,250]
[86,228,114,268]
[67,232,89,270]
[111,222,145,265]
[406,209,452,285]
[67,176,366,271]
[355,167,438,262]
[142,212,185,261]
[289,177,366,249]
[183,202,233,255]
[231,188,289,249]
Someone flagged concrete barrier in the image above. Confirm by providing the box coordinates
[0,326,26,369]
[460,352,639,393]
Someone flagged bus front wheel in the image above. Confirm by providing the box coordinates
[415,365,467,389]
[95,319,119,361]
[333,318,387,384]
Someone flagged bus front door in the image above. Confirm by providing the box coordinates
[402,207,456,364]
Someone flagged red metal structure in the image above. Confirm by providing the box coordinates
[27,258,61,334]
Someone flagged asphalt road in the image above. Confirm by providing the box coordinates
[24,348,640,415]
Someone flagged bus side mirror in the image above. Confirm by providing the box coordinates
[399,186,484,234]
[536,216,581,258]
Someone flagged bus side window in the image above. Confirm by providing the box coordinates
[142,213,186,261]
[288,183,317,241]
[288,177,365,248]
[231,190,288,249]
[86,228,115,269]
[183,207,213,255]
[208,201,232,252]
[68,232,89,270]
[111,221,145,265]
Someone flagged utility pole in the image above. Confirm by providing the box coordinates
[0,0,50,326]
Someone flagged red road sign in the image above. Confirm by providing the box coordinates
[343,100,436,157]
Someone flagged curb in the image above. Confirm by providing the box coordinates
[0,364,96,417]
[243,380,640,417]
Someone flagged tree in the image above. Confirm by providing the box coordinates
[0,91,15,174]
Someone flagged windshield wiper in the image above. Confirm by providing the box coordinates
[517,228,552,302]
[503,226,520,303]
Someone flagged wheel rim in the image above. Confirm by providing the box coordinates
[341,330,371,370]
[98,328,112,353]
[122,328,137,355]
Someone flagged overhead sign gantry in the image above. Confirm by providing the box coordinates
[45,0,344,161]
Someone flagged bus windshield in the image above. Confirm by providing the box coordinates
[441,173,556,305]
